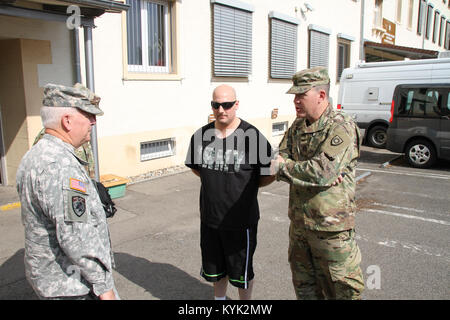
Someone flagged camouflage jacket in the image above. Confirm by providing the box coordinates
[16,134,114,298]
[277,105,361,231]
[34,128,95,178]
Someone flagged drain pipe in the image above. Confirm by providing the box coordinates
[359,0,365,61]
[72,28,82,83]
[83,23,100,182]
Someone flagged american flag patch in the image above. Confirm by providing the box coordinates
[70,178,87,193]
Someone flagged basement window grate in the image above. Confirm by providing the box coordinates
[140,138,175,161]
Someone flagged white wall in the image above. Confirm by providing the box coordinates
[86,0,449,178]
[91,0,364,139]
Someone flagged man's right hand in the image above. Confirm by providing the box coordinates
[99,289,116,300]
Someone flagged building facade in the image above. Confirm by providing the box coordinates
[0,0,449,184]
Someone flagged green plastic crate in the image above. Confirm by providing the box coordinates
[100,174,129,199]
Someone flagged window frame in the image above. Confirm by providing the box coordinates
[396,0,402,24]
[336,38,351,83]
[432,10,440,43]
[122,0,181,81]
[439,15,446,46]
[408,0,414,29]
[425,3,434,40]
[398,87,444,119]
[444,20,450,50]
[374,0,383,28]
[446,20,450,50]
[417,0,427,35]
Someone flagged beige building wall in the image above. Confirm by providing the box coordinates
[87,0,449,179]
[0,39,51,184]
[0,16,74,185]
[2,1,446,183]
[90,0,358,178]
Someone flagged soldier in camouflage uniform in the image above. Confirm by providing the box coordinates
[16,83,117,300]
[273,67,365,299]
[33,128,95,178]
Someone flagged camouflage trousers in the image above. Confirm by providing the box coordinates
[288,221,364,300]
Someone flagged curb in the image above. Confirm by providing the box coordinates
[0,202,21,211]
[356,171,371,183]
[380,155,403,168]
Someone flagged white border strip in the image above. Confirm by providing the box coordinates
[357,167,450,180]
[364,208,450,226]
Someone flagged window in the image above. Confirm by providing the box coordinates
[433,11,440,43]
[439,16,446,46]
[126,0,171,73]
[398,88,441,118]
[446,92,450,115]
[212,1,254,78]
[337,35,353,82]
[269,12,298,79]
[408,0,414,29]
[140,138,175,161]
[446,20,450,50]
[396,0,402,23]
[272,122,288,136]
[308,26,330,68]
[425,4,434,40]
[124,0,180,79]
[417,0,427,35]
[374,0,383,27]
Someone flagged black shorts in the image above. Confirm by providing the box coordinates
[200,223,257,289]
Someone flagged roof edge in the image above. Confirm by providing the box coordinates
[57,0,129,12]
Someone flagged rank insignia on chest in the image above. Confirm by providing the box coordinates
[72,196,86,217]
[70,178,87,193]
[331,135,344,146]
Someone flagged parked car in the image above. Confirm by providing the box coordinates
[386,83,450,168]
[337,57,450,148]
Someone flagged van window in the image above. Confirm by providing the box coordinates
[447,92,450,113]
[398,88,441,118]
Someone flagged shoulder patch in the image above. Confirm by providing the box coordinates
[65,190,88,223]
[322,126,352,158]
[72,196,86,217]
[331,135,344,146]
[70,178,87,193]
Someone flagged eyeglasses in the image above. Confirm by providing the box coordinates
[211,101,236,110]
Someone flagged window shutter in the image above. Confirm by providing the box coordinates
[309,30,329,68]
[270,18,297,79]
[213,3,253,77]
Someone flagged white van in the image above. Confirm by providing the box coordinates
[336,57,450,148]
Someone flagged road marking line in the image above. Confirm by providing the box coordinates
[363,208,450,226]
[380,155,403,168]
[261,191,289,199]
[0,202,21,211]
[371,202,425,213]
[356,171,371,182]
[355,234,449,261]
[357,167,450,180]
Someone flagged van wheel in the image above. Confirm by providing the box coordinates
[405,139,436,169]
[367,125,387,148]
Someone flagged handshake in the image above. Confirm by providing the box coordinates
[268,155,345,187]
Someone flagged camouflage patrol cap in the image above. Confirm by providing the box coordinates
[42,83,104,116]
[286,66,330,94]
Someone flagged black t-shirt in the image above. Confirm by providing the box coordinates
[185,119,274,230]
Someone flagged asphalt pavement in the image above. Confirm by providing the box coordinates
[0,146,449,300]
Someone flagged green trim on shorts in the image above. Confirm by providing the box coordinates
[229,277,246,284]
[202,270,225,278]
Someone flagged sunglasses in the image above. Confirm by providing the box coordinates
[211,101,236,110]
